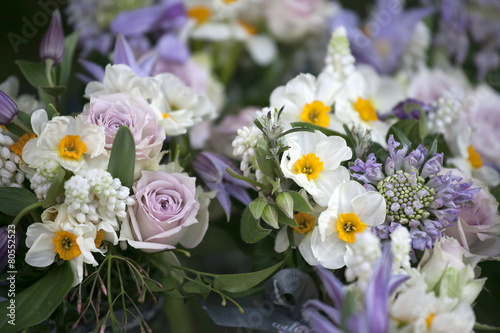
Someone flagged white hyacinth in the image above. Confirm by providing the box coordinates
[64,169,134,224]
[429,92,464,134]
[0,130,27,188]
[344,231,382,285]
[30,160,63,200]
[232,125,263,178]
[324,26,355,81]
[401,21,431,76]
[390,226,412,272]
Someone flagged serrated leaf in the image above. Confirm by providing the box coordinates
[240,206,271,244]
[0,187,38,216]
[213,258,286,293]
[107,126,135,189]
[0,262,74,333]
[43,170,65,208]
[288,191,312,213]
[249,198,267,219]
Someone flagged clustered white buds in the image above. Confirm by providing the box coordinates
[30,160,63,200]
[325,26,355,81]
[232,125,263,178]
[0,131,26,188]
[344,231,382,285]
[429,93,463,133]
[64,169,134,224]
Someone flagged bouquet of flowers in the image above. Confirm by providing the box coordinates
[1,0,500,332]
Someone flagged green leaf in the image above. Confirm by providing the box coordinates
[255,138,275,179]
[15,60,49,88]
[225,167,271,192]
[240,206,271,244]
[387,119,421,148]
[58,32,80,87]
[46,104,59,120]
[288,191,312,213]
[491,184,500,214]
[183,277,211,295]
[291,122,348,141]
[4,122,26,137]
[107,126,136,189]
[341,289,357,329]
[278,127,315,139]
[0,187,38,216]
[249,198,267,220]
[276,208,298,228]
[474,323,500,331]
[16,112,33,132]
[418,108,428,141]
[213,258,286,293]
[39,86,67,98]
[43,170,65,208]
[0,262,74,333]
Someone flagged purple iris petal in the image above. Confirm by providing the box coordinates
[0,91,18,125]
[157,33,190,63]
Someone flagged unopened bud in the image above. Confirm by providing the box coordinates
[39,10,64,65]
[276,192,294,219]
[261,205,279,229]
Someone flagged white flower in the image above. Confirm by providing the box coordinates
[85,64,215,136]
[280,130,352,206]
[269,71,344,132]
[0,129,26,188]
[390,225,412,272]
[25,206,103,286]
[22,110,107,172]
[344,230,382,285]
[309,180,386,269]
[30,160,64,200]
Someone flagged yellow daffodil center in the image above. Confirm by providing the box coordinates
[425,313,435,330]
[53,231,81,261]
[292,212,315,234]
[301,101,331,127]
[295,153,323,180]
[188,6,212,24]
[95,230,105,248]
[59,135,87,160]
[353,97,378,122]
[11,132,36,159]
[240,20,258,35]
[336,212,366,243]
[467,145,483,169]
[224,0,239,3]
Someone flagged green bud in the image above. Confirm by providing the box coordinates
[276,192,294,219]
[249,198,267,220]
[261,205,279,229]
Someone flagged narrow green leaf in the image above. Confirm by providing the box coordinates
[43,170,65,208]
[291,122,348,141]
[240,206,271,244]
[15,60,49,88]
[288,191,312,213]
[473,323,500,331]
[16,112,33,132]
[39,86,67,98]
[342,124,357,148]
[418,108,428,141]
[58,31,80,87]
[0,187,38,216]
[183,278,211,295]
[107,126,136,189]
[341,289,357,329]
[0,262,74,333]
[255,139,275,179]
[46,104,59,120]
[4,122,26,137]
[389,126,412,149]
[387,119,420,148]
[225,167,271,192]
[278,127,315,139]
[213,258,286,293]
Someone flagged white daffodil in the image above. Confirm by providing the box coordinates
[307,180,385,269]
[280,130,352,207]
[389,284,476,333]
[25,207,104,286]
[22,110,107,172]
[85,64,215,136]
[270,71,344,132]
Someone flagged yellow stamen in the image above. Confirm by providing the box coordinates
[224,0,239,3]
[295,153,323,180]
[467,145,483,169]
[53,231,81,261]
[292,212,315,234]
[58,135,87,160]
[301,101,331,127]
[336,212,366,243]
[11,133,36,159]
[95,230,105,248]
[188,6,211,25]
[239,20,257,35]
[353,97,378,122]
[0,125,7,131]
[426,313,435,330]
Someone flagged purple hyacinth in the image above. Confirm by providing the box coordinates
[193,152,252,221]
[303,246,408,333]
[387,98,433,120]
[330,0,433,74]
[40,10,65,65]
[351,135,480,254]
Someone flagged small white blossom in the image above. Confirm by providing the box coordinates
[401,21,431,76]
[390,226,412,272]
[344,231,382,285]
[30,160,64,200]
[324,26,356,81]
[429,93,464,134]
[0,130,27,188]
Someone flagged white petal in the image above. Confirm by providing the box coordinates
[25,233,56,267]
[246,35,277,66]
[298,233,318,266]
[313,167,350,207]
[274,227,290,253]
[351,191,386,227]
[327,180,365,213]
[311,229,347,269]
[31,109,48,137]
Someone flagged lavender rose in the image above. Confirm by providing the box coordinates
[87,91,165,161]
[121,171,206,253]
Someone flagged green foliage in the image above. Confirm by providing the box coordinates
[0,262,74,333]
[255,138,275,179]
[240,206,271,243]
[249,198,267,220]
[0,187,38,217]
[43,170,66,208]
[107,126,136,189]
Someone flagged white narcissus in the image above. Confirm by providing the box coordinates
[85,64,215,136]
[270,71,344,133]
[306,180,386,269]
[22,109,108,172]
[280,130,352,207]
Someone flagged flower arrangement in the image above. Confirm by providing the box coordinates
[1,1,500,332]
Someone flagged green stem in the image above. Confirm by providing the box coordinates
[107,257,116,333]
[12,201,44,226]
[45,58,55,87]
[220,42,243,85]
